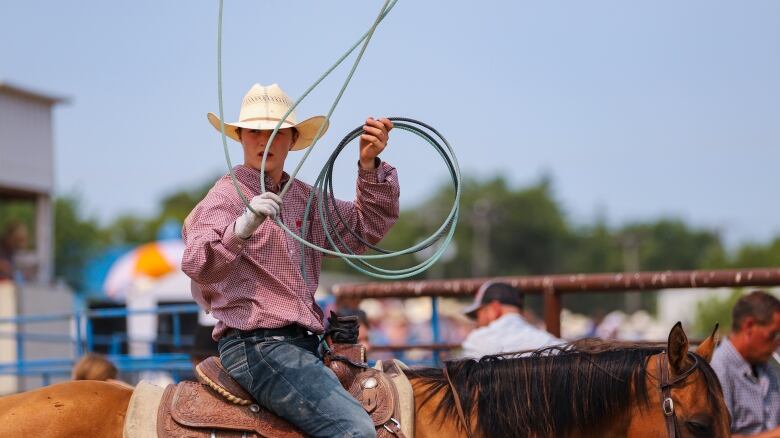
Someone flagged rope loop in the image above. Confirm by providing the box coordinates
[215,0,460,279]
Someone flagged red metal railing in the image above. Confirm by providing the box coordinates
[333,267,780,337]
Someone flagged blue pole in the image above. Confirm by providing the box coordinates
[110,333,120,355]
[74,312,83,357]
[172,313,181,350]
[85,317,94,352]
[431,297,441,366]
[15,321,24,384]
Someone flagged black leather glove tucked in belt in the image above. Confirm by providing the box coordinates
[325,311,359,344]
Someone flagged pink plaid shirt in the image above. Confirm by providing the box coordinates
[182,163,399,340]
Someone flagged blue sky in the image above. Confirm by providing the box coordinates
[2,1,778,248]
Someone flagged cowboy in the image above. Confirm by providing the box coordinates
[460,281,563,358]
[182,83,398,438]
[710,290,780,437]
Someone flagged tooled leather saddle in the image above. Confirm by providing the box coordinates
[156,318,409,438]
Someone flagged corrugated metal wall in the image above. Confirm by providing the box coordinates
[0,92,54,194]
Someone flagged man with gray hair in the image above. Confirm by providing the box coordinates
[710,290,780,437]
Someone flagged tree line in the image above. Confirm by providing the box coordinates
[1,174,776,312]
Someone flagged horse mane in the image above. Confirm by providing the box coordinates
[404,338,726,437]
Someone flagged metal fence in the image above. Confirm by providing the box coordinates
[0,303,200,387]
[4,267,778,387]
[333,267,780,346]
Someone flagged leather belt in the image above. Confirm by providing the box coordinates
[226,325,314,340]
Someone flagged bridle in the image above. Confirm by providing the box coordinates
[657,351,701,438]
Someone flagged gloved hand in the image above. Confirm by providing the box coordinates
[233,192,282,239]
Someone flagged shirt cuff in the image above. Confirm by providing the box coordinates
[357,158,387,183]
[222,221,247,255]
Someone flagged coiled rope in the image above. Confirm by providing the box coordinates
[216,0,461,279]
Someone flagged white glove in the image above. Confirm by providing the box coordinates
[234,192,282,239]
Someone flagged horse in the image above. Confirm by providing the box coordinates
[407,322,730,438]
[0,322,728,437]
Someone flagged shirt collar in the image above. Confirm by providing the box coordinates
[489,313,527,329]
[721,337,760,380]
[233,165,290,194]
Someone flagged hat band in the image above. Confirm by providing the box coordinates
[239,116,294,125]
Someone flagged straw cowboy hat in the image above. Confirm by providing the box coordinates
[207,83,329,151]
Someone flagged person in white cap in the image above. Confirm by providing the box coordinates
[182,83,399,437]
[460,281,563,359]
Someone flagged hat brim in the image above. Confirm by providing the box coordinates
[462,303,482,319]
[207,112,329,151]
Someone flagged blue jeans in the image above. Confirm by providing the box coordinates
[218,327,376,438]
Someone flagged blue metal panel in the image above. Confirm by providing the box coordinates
[172,313,181,349]
[85,318,94,352]
[430,296,442,366]
[431,296,441,344]
[0,304,202,386]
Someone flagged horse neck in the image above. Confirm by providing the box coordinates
[410,378,465,438]
[408,375,633,438]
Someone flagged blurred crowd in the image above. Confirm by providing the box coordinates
[326,295,674,364]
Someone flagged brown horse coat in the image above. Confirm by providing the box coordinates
[0,380,132,437]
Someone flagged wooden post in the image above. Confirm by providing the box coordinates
[543,286,562,338]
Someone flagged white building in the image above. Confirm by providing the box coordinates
[0,81,66,283]
[0,81,73,393]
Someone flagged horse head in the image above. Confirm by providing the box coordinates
[628,322,730,438]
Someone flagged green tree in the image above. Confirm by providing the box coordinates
[421,175,572,278]
[618,220,727,271]
[730,237,780,268]
[0,199,36,245]
[53,195,107,291]
[692,290,742,339]
[563,220,623,274]
[102,178,215,245]
[156,180,214,224]
[41,170,779,316]
[106,214,154,245]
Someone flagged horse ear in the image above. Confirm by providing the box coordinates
[695,323,719,363]
[667,321,690,373]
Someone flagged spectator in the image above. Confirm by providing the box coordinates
[382,308,413,361]
[460,281,563,358]
[0,221,28,282]
[710,290,780,437]
[72,353,132,388]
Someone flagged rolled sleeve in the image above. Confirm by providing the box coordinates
[357,157,386,183]
[353,161,400,245]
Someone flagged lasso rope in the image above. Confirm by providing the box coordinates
[216,0,461,279]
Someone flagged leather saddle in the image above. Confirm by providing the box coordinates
[156,342,409,438]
